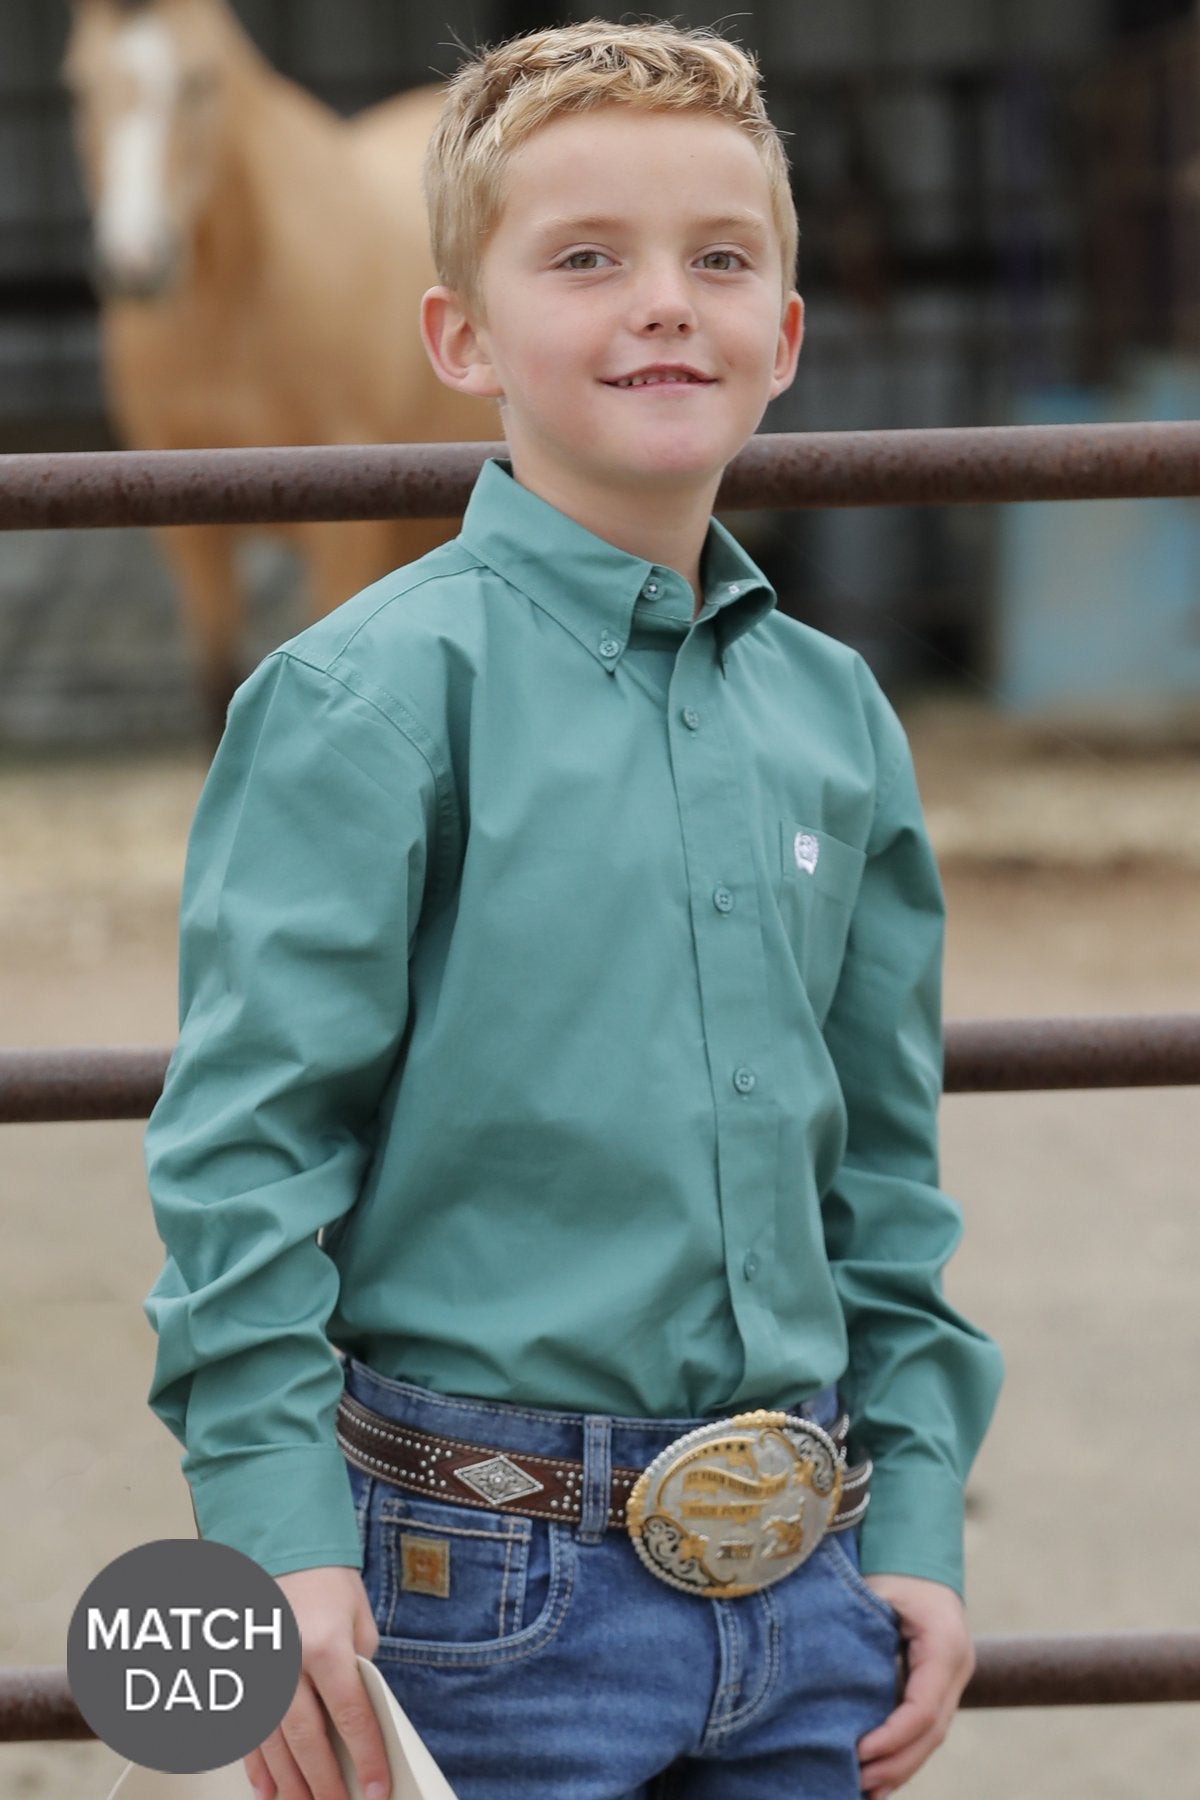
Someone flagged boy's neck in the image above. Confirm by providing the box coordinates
[510,457,721,619]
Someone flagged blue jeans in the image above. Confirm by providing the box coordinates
[341,1358,903,1799]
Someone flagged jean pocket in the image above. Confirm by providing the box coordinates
[363,1488,575,1668]
[823,1532,903,1636]
[776,822,866,1025]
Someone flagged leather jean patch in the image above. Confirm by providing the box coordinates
[400,1533,451,1598]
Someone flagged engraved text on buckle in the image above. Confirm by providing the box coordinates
[625,1411,843,1599]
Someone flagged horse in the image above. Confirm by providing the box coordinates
[63,0,496,741]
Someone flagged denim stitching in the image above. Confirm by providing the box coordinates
[714,1592,781,1735]
[373,1525,576,1669]
[380,1515,400,1638]
[824,1536,901,1632]
[578,1415,612,1544]
[374,1496,530,1644]
[352,1471,373,1538]
[385,1517,522,1545]
[700,1602,742,1750]
[498,1528,517,1636]
[378,1498,529,1546]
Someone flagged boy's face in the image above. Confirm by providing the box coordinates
[429,107,803,507]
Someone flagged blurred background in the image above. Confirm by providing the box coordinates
[2,3,1199,1796]
[4,0,1200,731]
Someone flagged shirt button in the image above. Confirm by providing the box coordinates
[733,1065,756,1094]
[727,583,740,594]
[743,1252,760,1281]
[644,579,659,596]
[713,885,734,913]
[598,635,622,660]
[681,706,701,730]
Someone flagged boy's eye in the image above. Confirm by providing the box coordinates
[559,249,610,271]
[698,250,746,272]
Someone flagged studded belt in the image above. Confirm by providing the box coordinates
[335,1390,871,1568]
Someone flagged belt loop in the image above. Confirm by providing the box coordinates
[577,1414,612,1544]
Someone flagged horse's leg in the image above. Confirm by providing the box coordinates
[153,523,243,747]
[298,517,463,617]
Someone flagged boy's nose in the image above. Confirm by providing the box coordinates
[642,309,694,334]
[631,267,698,334]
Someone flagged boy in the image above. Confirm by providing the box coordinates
[144,20,1003,1800]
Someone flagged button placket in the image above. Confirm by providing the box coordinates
[667,621,776,1393]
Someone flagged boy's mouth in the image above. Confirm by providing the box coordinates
[603,365,716,389]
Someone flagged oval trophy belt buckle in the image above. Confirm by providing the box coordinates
[626,1410,843,1598]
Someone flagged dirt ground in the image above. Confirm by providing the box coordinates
[2,700,1198,1798]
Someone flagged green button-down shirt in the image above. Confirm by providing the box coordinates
[144,458,1002,1592]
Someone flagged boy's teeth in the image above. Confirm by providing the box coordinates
[618,372,695,387]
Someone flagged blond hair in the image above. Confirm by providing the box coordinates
[422,18,798,311]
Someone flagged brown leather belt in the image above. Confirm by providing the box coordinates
[335,1390,871,1534]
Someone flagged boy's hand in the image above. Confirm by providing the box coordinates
[855,1574,974,1798]
[242,1566,390,1800]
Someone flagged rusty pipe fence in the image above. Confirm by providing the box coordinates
[3,424,1200,1746]
[8,421,1200,528]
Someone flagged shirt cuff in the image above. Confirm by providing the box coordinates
[855,1460,967,1598]
[186,1445,363,1579]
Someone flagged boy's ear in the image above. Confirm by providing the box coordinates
[420,287,504,401]
[769,291,805,402]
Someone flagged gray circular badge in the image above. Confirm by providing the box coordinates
[67,1539,302,1774]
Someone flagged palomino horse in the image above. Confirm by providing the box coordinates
[64,0,496,740]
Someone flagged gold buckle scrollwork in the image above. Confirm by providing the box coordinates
[626,1410,843,1599]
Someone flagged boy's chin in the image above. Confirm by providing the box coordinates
[598,440,733,488]
[516,432,734,497]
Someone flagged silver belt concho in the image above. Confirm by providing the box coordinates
[626,1409,843,1599]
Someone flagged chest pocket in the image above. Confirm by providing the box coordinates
[777,821,867,1026]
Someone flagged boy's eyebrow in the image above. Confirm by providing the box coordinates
[531,211,770,242]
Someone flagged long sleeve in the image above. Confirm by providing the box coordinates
[143,649,441,1577]
[820,694,1004,1598]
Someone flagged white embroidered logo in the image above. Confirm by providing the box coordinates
[793,831,820,876]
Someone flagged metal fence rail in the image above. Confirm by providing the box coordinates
[2,1008,1198,1735]
[4,1631,1200,1743]
[3,1015,1200,1124]
[4,421,1200,531]
[2,425,1198,1743]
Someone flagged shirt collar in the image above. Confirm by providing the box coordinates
[458,459,776,672]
